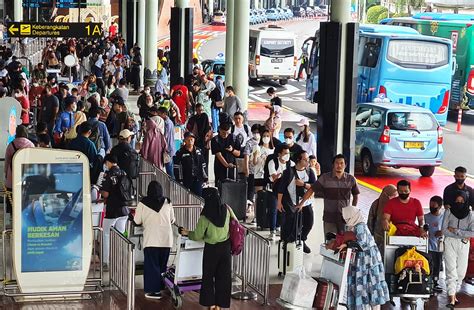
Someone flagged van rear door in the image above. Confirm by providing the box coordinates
[258,37,295,77]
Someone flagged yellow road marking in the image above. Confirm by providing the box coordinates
[356,179,382,193]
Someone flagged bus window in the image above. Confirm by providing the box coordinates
[387,40,449,69]
[359,38,382,68]
[260,38,294,57]
[249,37,257,59]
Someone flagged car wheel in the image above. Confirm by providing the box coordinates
[279,79,288,85]
[362,151,377,176]
[419,166,435,177]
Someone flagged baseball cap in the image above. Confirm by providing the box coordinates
[184,132,195,139]
[119,129,134,139]
[297,118,309,127]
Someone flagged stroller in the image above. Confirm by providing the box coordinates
[163,226,204,308]
[384,233,433,310]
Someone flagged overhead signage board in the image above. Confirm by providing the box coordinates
[6,22,103,38]
[22,0,51,8]
[56,0,87,9]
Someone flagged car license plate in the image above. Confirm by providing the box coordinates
[404,141,424,149]
[271,58,283,63]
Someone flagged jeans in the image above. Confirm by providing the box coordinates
[165,159,175,179]
[269,193,278,231]
[211,107,220,133]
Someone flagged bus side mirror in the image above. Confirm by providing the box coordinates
[452,56,457,76]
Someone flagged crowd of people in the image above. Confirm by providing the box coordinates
[1,30,473,310]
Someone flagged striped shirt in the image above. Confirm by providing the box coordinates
[311,172,360,223]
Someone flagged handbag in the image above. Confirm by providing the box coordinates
[394,247,430,275]
[227,205,246,255]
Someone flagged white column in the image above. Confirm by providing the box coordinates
[225,0,234,86]
[145,0,158,82]
[309,0,314,6]
[208,0,214,16]
[253,0,259,9]
[232,0,250,112]
[133,0,137,44]
[175,0,189,78]
[14,0,22,21]
[331,0,351,154]
[121,0,128,39]
[138,0,146,87]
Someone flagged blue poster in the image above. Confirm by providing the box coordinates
[21,163,84,272]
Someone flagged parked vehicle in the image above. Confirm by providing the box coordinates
[305,7,315,18]
[276,8,288,20]
[201,59,226,82]
[284,8,294,19]
[292,7,306,18]
[382,13,474,109]
[305,24,454,125]
[266,9,280,21]
[249,11,257,25]
[355,102,444,177]
[212,11,226,25]
[249,26,297,85]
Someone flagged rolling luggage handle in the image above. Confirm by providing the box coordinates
[226,166,237,181]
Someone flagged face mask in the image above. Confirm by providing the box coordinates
[144,90,150,95]
[398,193,409,200]
[430,207,439,214]
[285,138,293,145]
[281,154,290,162]
[262,137,271,144]
[454,202,465,208]
[455,178,465,185]
[253,133,260,143]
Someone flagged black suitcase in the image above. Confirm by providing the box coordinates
[220,168,247,221]
[255,190,272,229]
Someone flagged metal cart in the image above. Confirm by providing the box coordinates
[384,233,432,310]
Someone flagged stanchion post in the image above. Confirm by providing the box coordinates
[231,232,257,300]
[456,108,463,133]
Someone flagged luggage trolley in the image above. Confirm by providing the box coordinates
[384,233,432,309]
[163,226,204,308]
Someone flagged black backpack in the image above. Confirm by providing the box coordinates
[118,148,139,179]
[88,120,103,151]
[115,170,135,203]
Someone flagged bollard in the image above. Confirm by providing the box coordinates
[456,108,463,133]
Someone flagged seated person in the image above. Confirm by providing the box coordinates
[383,180,427,237]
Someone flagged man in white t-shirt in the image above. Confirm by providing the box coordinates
[231,111,252,147]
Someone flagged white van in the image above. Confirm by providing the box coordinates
[249,26,297,85]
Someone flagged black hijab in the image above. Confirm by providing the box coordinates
[201,187,227,228]
[141,181,169,213]
[450,191,471,220]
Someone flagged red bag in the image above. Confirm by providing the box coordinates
[395,222,420,237]
[313,278,338,309]
[227,206,246,256]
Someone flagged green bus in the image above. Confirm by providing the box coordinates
[382,13,474,109]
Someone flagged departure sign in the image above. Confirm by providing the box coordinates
[56,0,87,9]
[6,22,103,38]
[22,0,50,8]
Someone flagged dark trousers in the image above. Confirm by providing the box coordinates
[247,174,255,202]
[184,179,203,197]
[269,194,278,231]
[301,204,314,241]
[201,239,232,308]
[143,247,170,293]
[430,251,443,281]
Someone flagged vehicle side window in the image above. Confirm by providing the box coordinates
[202,62,210,74]
[249,37,257,59]
[368,109,383,128]
[356,107,372,127]
[360,38,382,68]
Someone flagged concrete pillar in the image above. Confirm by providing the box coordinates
[253,0,259,9]
[137,0,146,87]
[175,0,189,78]
[309,0,314,6]
[145,0,158,84]
[14,0,22,21]
[121,0,128,40]
[232,0,250,112]
[331,0,351,154]
[208,0,214,16]
[280,0,285,8]
[225,0,234,86]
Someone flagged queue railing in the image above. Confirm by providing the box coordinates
[231,229,271,305]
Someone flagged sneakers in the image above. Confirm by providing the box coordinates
[145,292,163,300]
[269,230,277,241]
[275,227,281,236]
[303,242,311,254]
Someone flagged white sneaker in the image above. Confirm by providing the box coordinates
[268,231,277,241]
[276,227,281,236]
[145,292,163,299]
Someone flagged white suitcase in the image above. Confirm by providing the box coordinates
[278,240,304,277]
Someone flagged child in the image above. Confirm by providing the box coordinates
[309,155,321,179]
[424,195,444,292]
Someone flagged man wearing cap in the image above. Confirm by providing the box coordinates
[110,129,139,179]
[174,132,207,196]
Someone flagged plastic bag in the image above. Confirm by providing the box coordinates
[394,247,430,275]
[280,265,318,308]
[388,222,397,236]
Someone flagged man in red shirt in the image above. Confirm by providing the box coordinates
[383,180,427,237]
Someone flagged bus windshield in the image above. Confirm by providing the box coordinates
[387,39,449,69]
[260,38,294,57]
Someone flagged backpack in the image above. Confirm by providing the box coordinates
[115,170,135,203]
[263,153,278,187]
[218,112,232,126]
[88,120,103,151]
[227,206,246,256]
[118,148,139,179]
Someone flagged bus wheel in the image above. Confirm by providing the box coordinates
[419,166,435,177]
[279,79,288,85]
[362,151,377,176]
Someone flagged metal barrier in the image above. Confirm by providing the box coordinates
[173,205,203,231]
[109,227,135,310]
[231,229,271,305]
[138,158,204,207]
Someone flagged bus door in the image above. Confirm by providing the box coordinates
[305,36,318,102]
[357,36,382,102]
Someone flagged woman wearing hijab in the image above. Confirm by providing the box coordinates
[180,187,234,310]
[133,181,175,300]
[340,206,390,310]
[367,184,398,256]
[442,191,474,308]
[141,107,167,170]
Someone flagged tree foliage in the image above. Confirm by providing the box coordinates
[367,5,388,24]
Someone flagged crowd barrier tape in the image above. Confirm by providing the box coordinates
[232,229,271,305]
[109,227,135,310]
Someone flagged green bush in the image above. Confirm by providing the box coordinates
[367,5,388,24]
[377,11,388,23]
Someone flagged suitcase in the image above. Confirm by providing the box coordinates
[220,168,247,221]
[313,277,339,309]
[396,268,432,295]
[278,212,304,276]
[255,190,272,230]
